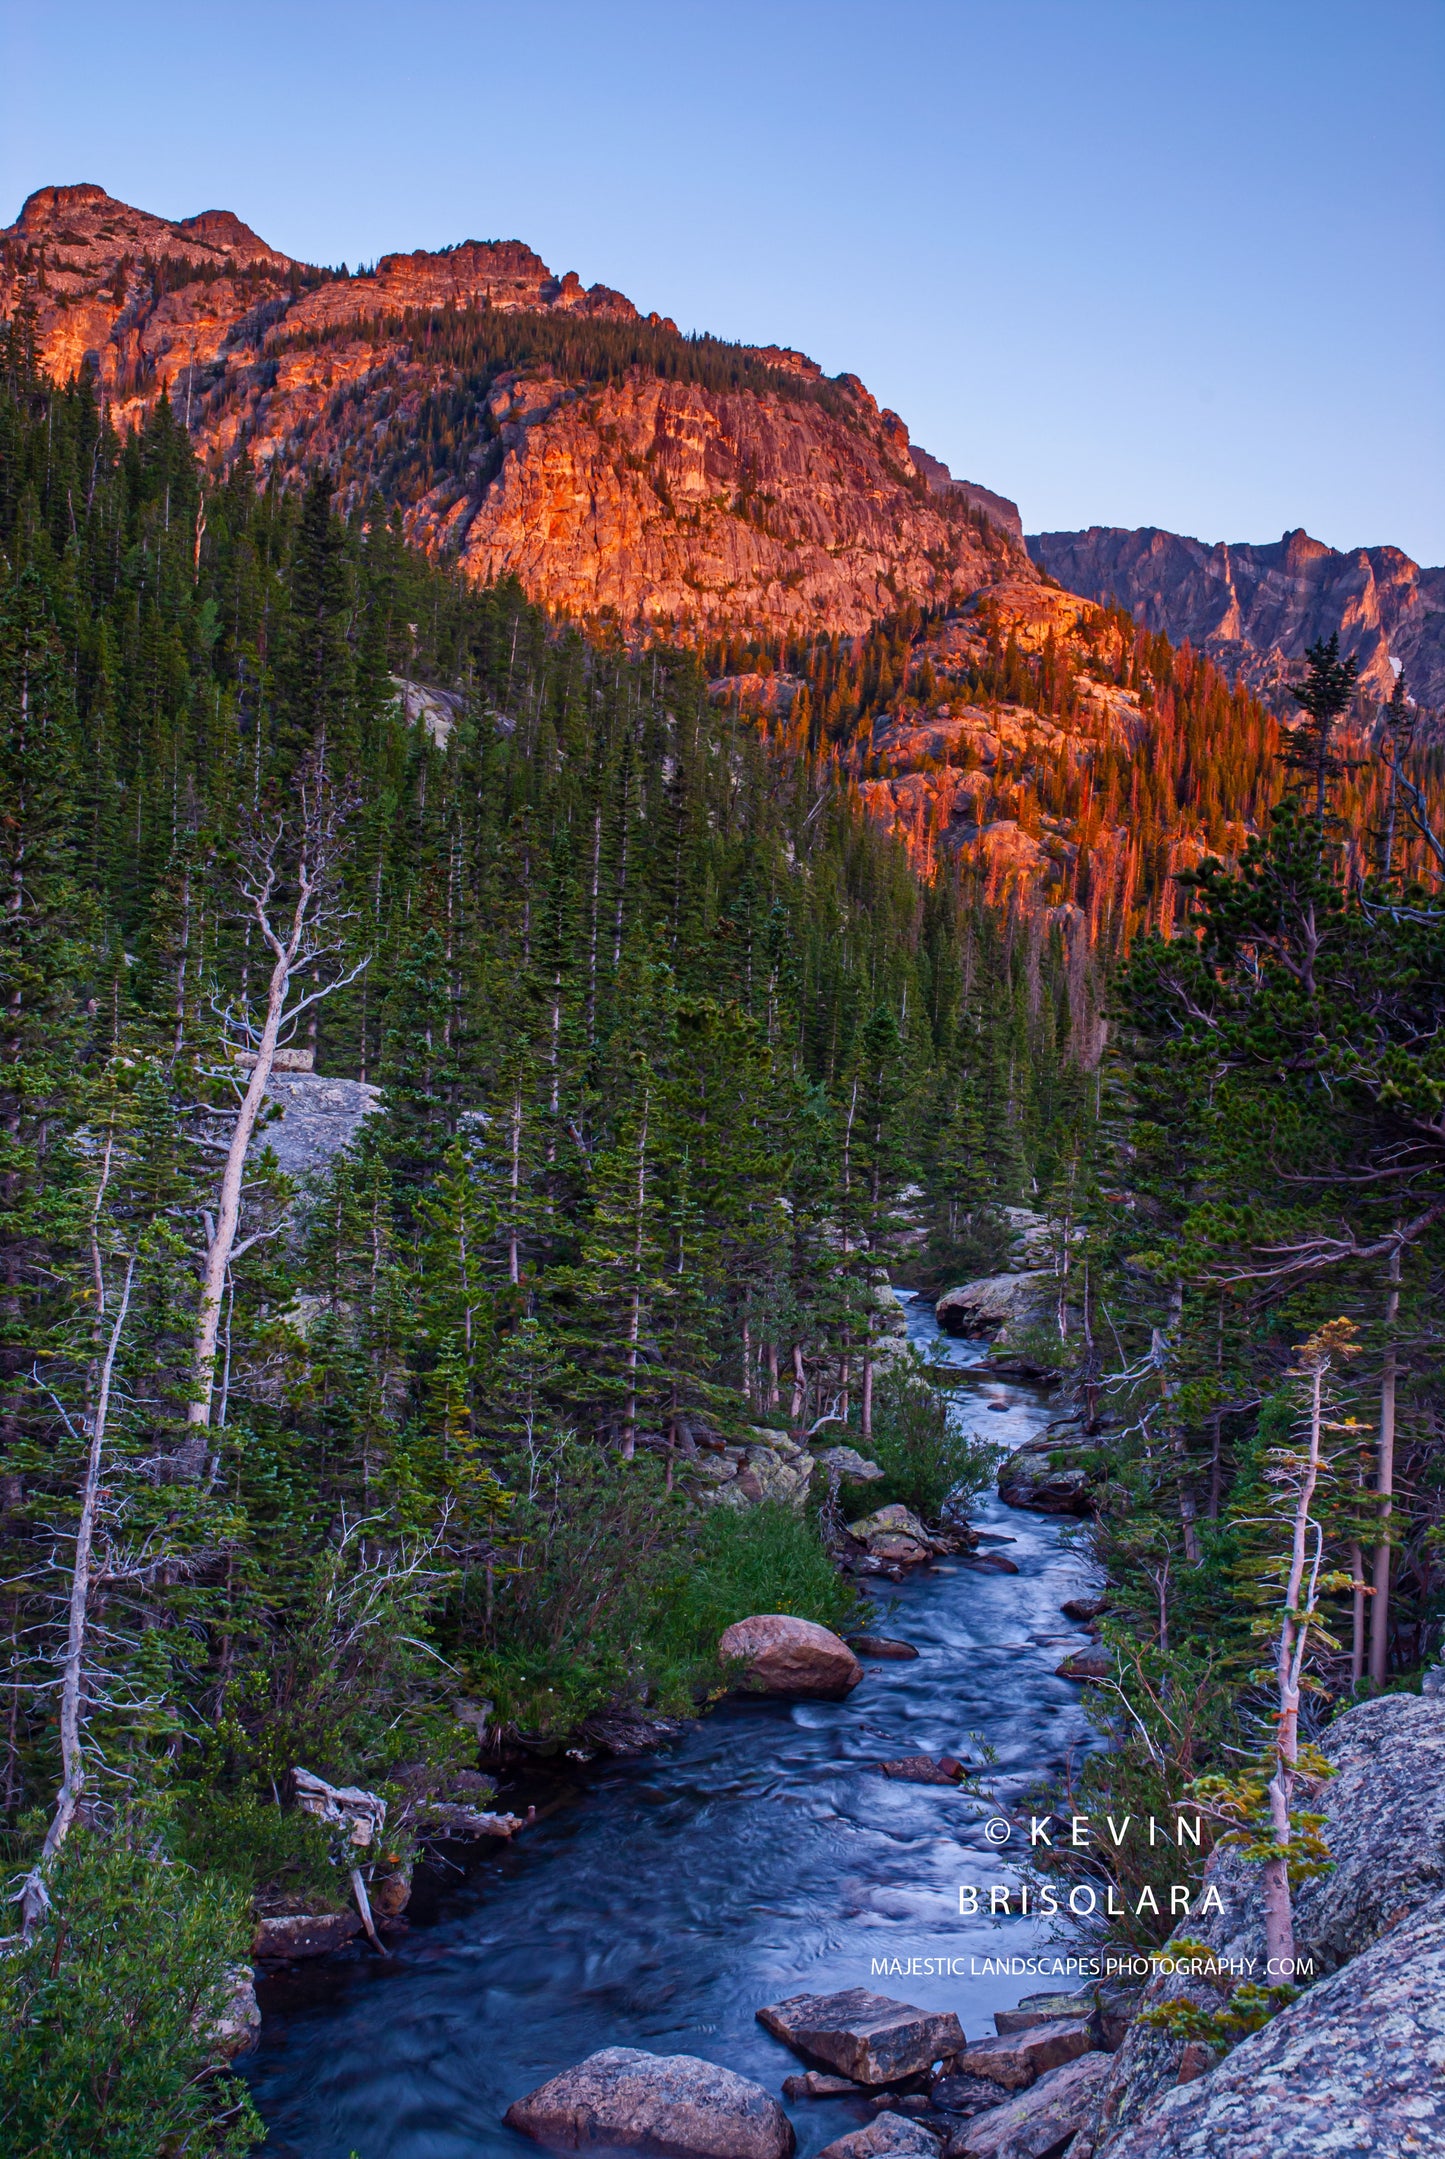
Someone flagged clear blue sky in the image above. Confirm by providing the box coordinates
[4,0,1442,561]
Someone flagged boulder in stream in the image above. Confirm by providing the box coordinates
[997,1448,1093,1516]
[935,1273,1053,1339]
[783,2071,866,2099]
[252,1905,363,1959]
[504,2046,795,2159]
[955,2016,1096,2089]
[950,2051,1111,2155]
[719,1616,862,1697]
[758,1986,964,2084]
[1055,1649,1113,1683]
[848,1635,920,1660]
[845,1503,936,1567]
[878,1755,966,1785]
[816,2118,940,2159]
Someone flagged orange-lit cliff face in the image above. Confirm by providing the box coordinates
[0,183,1026,642]
[5,183,1422,935]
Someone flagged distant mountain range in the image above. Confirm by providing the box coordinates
[1029,524,1445,712]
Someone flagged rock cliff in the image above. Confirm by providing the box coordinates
[1,183,1024,641]
[1078,1692,1445,2155]
[1029,522,1445,711]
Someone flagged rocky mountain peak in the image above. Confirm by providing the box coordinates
[1029,521,1445,709]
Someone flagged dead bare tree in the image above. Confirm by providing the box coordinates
[173,766,366,1480]
[14,1250,135,1939]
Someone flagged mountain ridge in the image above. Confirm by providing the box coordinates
[1028,521,1445,711]
[0,181,1027,640]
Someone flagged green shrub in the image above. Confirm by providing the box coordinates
[857,1353,1002,1521]
[170,1789,347,1908]
[664,1499,860,1657]
[466,1445,861,1734]
[466,1442,695,1735]
[0,1830,262,2159]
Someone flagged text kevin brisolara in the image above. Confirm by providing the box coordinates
[958,1879,1222,1919]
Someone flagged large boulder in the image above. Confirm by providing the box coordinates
[952,2052,1111,2155]
[846,1502,936,1566]
[816,1444,886,1486]
[1086,1693,1445,2153]
[504,2046,794,2159]
[935,1273,1052,1340]
[758,1986,964,2084]
[692,1435,815,1512]
[718,1615,862,1697]
[1098,1893,1445,2158]
[997,1446,1093,1515]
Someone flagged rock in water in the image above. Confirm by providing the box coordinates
[848,1635,920,1660]
[815,2118,941,2159]
[955,2017,1095,2089]
[782,2072,865,2099]
[877,1755,965,1785]
[845,1503,937,1566]
[934,1272,1053,1339]
[1055,1649,1113,1682]
[718,1616,862,1697]
[997,1447,1093,1515]
[952,2051,1111,2154]
[757,1987,964,2083]
[504,2047,794,2159]
[930,2071,1011,2118]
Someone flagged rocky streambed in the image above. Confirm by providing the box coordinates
[244,1295,1111,2156]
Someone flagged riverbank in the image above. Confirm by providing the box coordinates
[243,1300,1104,2158]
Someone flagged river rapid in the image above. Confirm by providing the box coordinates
[246,1293,1103,2158]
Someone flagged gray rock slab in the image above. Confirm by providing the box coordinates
[504,2046,794,2159]
[1101,1892,1445,2158]
[758,1987,965,2084]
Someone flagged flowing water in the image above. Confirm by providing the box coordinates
[246,1294,1102,2158]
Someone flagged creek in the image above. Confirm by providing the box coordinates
[246,1293,1101,2158]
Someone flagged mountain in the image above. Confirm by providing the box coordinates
[1027,522,1445,711]
[0,182,1026,640]
[6,182,1433,938]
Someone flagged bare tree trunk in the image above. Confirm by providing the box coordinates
[177,784,364,1477]
[790,1342,807,1425]
[1264,1348,1331,1971]
[1348,1538,1366,1686]
[178,940,290,1473]
[508,1086,523,1286]
[1369,1244,1402,1687]
[20,1254,135,1934]
[621,1095,649,1460]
